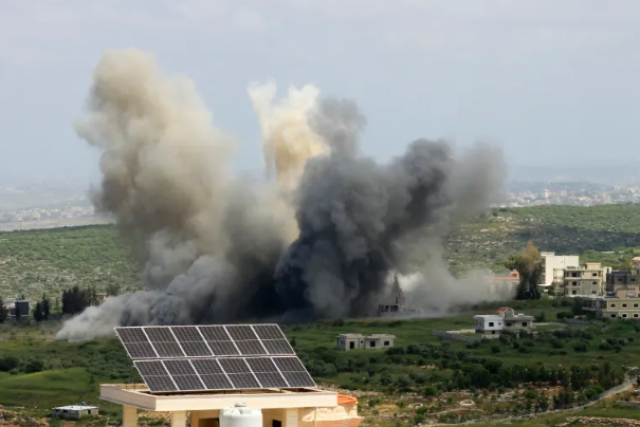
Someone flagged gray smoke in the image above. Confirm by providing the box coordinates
[57,49,508,341]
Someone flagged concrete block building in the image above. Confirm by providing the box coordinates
[541,251,580,286]
[553,263,612,297]
[335,334,396,351]
[474,307,535,336]
[51,405,99,419]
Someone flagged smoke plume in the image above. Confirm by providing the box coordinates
[57,49,509,341]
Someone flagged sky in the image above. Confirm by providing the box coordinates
[1,0,639,184]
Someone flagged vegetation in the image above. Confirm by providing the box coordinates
[506,241,542,300]
[0,224,142,300]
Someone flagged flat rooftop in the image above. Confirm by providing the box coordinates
[101,384,338,411]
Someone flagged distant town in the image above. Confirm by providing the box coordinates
[2,180,640,230]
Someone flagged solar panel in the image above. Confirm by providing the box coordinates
[226,325,258,340]
[272,356,307,372]
[261,339,295,355]
[253,325,286,340]
[245,357,278,373]
[234,340,267,355]
[199,326,232,341]
[134,360,178,393]
[227,373,261,389]
[218,358,251,374]
[208,340,240,356]
[200,374,233,390]
[255,372,288,388]
[282,371,316,388]
[144,328,185,358]
[172,327,213,357]
[116,324,317,393]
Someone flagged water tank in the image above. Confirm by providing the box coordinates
[219,403,262,427]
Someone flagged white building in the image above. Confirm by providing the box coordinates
[541,251,580,285]
[473,315,504,336]
[335,334,396,351]
[51,405,99,419]
[474,308,536,336]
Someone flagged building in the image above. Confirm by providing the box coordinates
[335,334,396,351]
[102,386,361,427]
[491,270,520,286]
[585,294,640,319]
[606,270,640,294]
[51,405,99,419]
[2,297,30,320]
[105,323,364,427]
[540,251,580,286]
[473,307,535,336]
[377,275,405,316]
[552,263,612,297]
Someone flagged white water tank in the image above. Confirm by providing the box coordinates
[219,403,262,427]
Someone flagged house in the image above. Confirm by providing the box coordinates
[335,334,396,351]
[540,251,580,286]
[552,263,612,297]
[584,287,640,319]
[491,270,519,284]
[606,270,640,295]
[106,323,364,427]
[51,405,99,419]
[473,307,535,336]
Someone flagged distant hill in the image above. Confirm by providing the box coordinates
[1,204,640,298]
[447,204,640,273]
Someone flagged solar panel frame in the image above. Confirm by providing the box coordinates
[261,339,295,355]
[225,325,259,340]
[281,371,316,388]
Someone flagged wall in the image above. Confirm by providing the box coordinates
[432,330,482,343]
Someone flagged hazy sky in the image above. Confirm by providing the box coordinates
[1,0,639,183]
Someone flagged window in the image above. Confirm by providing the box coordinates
[635,304,639,308]
[88,411,91,415]
[492,330,496,335]
[633,278,637,282]
[592,291,597,294]
[612,314,616,318]
[623,314,628,318]
[572,290,577,295]
[635,314,639,318]
[384,341,390,346]
[273,420,282,427]
[572,281,578,286]
[349,342,354,349]
[506,323,512,327]
[593,273,598,277]
[611,303,616,308]
[593,281,597,285]
[488,322,494,327]
[623,304,628,308]
[572,272,578,278]
[522,322,528,327]
[370,341,376,348]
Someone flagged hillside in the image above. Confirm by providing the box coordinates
[1,205,640,298]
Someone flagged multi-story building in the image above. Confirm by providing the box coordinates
[552,263,612,297]
[606,270,640,294]
[585,286,640,319]
[540,251,580,286]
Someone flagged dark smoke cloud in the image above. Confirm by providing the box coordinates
[57,49,509,341]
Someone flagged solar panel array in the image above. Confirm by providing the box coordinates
[133,356,316,392]
[115,324,316,394]
[115,324,294,359]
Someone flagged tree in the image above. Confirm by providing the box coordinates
[0,296,7,323]
[62,286,91,315]
[33,302,43,322]
[42,294,50,321]
[506,241,543,300]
